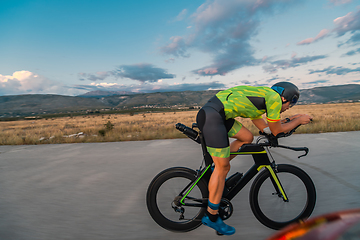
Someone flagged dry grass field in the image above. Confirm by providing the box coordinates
[1,102,360,145]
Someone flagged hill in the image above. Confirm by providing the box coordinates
[299,84,360,104]
[1,84,360,118]
[99,90,220,109]
[0,94,108,117]
[79,90,134,98]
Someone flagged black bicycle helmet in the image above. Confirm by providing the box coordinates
[271,82,299,107]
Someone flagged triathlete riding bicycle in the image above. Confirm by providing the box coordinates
[196,82,313,235]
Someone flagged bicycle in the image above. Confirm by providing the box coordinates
[146,122,316,233]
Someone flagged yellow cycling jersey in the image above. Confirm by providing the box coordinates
[216,85,282,122]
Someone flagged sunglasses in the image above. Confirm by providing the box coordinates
[284,96,298,108]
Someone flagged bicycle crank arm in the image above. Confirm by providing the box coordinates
[181,203,206,207]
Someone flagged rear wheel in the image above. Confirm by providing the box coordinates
[146,167,208,232]
[250,164,316,230]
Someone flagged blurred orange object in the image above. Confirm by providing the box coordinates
[267,209,360,240]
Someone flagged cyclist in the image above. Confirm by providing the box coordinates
[196,82,313,235]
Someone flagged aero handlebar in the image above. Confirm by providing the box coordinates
[259,123,310,158]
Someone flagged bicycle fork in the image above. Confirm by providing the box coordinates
[257,165,289,202]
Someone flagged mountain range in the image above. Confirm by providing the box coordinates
[1,84,360,118]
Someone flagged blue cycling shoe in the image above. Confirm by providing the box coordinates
[201,215,235,235]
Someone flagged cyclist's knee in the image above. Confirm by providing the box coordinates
[213,158,231,173]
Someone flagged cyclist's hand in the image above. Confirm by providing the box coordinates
[298,114,313,125]
[290,114,304,119]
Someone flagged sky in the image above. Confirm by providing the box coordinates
[1,0,360,96]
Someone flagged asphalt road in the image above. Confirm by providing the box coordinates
[0,131,359,240]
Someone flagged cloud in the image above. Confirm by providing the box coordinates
[328,0,352,6]
[158,81,226,92]
[72,82,129,92]
[303,80,330,85]
[342,47,360,56]
[263,55,327,73]
[266,75,282,83]
[0,71,219,96]
[297,29,330,45]
[78,72,111,81]
[339,32,360,46]
[333,9,360,38]
[334,9,360,46]
[309,66,360,75]
[193,41,257,76]
[165,58,175,63]
[162,0,302,76]
[175,9,188,21]
[115,64,176,82]
[297,8,360,46]
[161,36,190,57]
[72,81,226,93]
[0,71,65,96]
[79,64,176,83]
[241,80,251,84]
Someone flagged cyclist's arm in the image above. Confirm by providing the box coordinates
[268,115,312,136]
[280,114,303,123]
[251,118,268,131]
[252,112,312,135]
[252,118,299,136]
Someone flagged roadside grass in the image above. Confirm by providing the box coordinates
[1,102,359,145]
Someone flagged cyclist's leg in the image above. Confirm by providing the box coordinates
[208,155,230,215]
[197,106,231,211]
[196,105,235,235]
[226,119,254,159]
[203,155,235,235]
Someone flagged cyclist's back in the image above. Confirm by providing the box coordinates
[216,85,282,122]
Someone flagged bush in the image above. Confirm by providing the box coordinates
[104,121,114,131]
[98,129,106,136]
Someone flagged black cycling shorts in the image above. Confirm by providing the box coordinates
[196,96,242,158]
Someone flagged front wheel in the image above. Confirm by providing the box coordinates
[146,167,208,232]
[250,164,316,230]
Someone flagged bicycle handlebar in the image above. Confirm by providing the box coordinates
[259,124,301,139]
[258,123,310,158]
[277,145,309,158]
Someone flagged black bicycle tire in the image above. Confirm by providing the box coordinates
[146,167,209,232]
[249,164,316,230]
